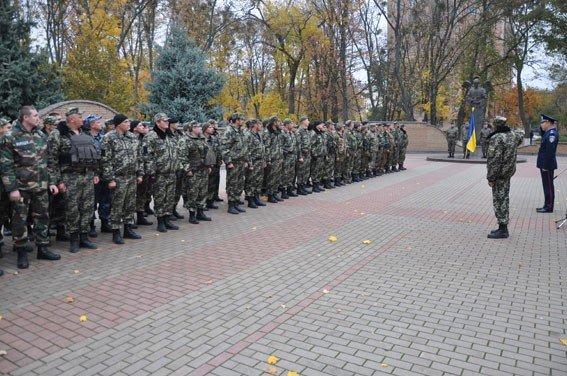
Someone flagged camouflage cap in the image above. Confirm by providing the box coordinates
[154,113,169,122]
[0,117,10,127]
[230,113,244,122]
[283,118,293,125]
[299,116,308,123]
[65,107,84,117]
[493,116,507,127]
[43,116,58,125]
[208,119,218,125]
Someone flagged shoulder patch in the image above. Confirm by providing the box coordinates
[549,135,556,143]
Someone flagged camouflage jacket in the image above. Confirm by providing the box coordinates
[324,131,336,156]
[297,127,311,159]
[335,131,347,157]
[143,126,179,175]
[265,129,284,163]
[399,129,409,148]
[281,129,298,159]
[100,130,143,181]
[206,133,223,166]
[179,134,209,172]
[221,124,248,164]
[480,127,491,143]
[47,122,100,183]
[445,127,458,140]
[486,127,522,181]
[245,129,266,169]
[310,131,327,158]
[345,128,358,153]
[0,121,55,192]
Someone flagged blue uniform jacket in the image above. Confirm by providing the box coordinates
[536,128,559,170]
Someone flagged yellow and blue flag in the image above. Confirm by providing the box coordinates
[466,108,476,153]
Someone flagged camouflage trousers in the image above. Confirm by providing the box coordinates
[245,163,263,197]
[447,139,457,154]
[153,172,176,217]
[283,155,297,188]
[49,190,66,227]
[63,171,95,234]
[226,161,245,202]
[266,159,283,195]
[481,141,488,157]
[12,190,50,248]
[375,149,383,171]
[324,154,335,180]
[335,157,345,180]
[345,154,354,180]
[492,178,511,225]
[398,147,407,166]
[369,151,377,172]
[310,156,325,184]
[352,151,362,174]
[0,189,10,246]
[296,155,311,186]
[379,148,390,170]
[389,146,398,168]
[207,166,221,200]
[173,171,184,210]
[183,169,208,211]
[135,178,151,212]
[109,176,136,230]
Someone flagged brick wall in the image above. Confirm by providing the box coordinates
[39,100,118,121]
[402,122,447,152]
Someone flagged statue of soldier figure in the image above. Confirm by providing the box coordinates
[463,76,492,157]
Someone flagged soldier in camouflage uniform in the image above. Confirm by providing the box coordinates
[244,119,267,208]
[461,124,470,159]
[179,122,212,224]
[168,118,185,220]
[398,124,409,170]
[379,124,393,173]
[0,106,61,269]
[344,121,357,183]
[480,123,492,158]
[203,120,223,208]
[486,116,522,239]
[0,118,12,275]
[309,121,327,192]
[352,122,364,181]
[265,116,284,203]
[48,107,100,253]
[131,121,153,227]
[334,123,347,186]
[445,122,458,158]
[101,114,144,244]
[295,116,311,195]
[221,113,249,214]
[323,121,336,189]
[361,124,373,178]
[389,123,400,172]
[144,113,180,232]
[281,119,299,197]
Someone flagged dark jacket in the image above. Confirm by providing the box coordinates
[537,127,559,170]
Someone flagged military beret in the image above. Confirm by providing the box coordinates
[65,107,84,117]
[541,114,557,124]
[169,117,180,124]
[154,113,169,122]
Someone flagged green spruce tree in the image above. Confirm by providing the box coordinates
[142,23,224,121]
[0,0,63,119]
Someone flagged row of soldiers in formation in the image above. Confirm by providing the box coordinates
[445,122,493,158]
[0,106,408,274]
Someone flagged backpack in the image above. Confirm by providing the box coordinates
[70,133,101,168]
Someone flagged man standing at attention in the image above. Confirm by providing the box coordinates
[536,114,559,213]
[486,116,522,239]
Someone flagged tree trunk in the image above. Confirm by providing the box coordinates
[516,65,529,134]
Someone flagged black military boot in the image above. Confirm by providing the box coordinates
[100,219,113,233]
[3,222,11,236]
[144,202,154,216]
[214,196,224,202]
[137,212,153,226]
[234,202,246,212]
[37,245,61,261]
[227,201,239,214]
[280,188,289,199]
[0,268,3,277]
[197,208,212,221]
[79,233,98,249]
[88,220,98,238]
[112,229,124,244]
[0,243,3,259]
[157,217,167,232]
[172,209,184,219]
[188,211,199,224]
[69,233,80,253]
[16,247,29,269]
[124,225,142,239]
[163,217,179,230]
[56,224,70,241]
[487,224,509,239]
[206,200,219,209]
[313,183,323,193]
[255,194,266,206]
[324,180,333,189]
[287,187,298,197]
[247,197,258,208]
[297,184,307,195]
[268,195,278,203]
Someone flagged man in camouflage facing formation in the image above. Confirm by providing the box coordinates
[486,116,522,239]
[445,121,458,158]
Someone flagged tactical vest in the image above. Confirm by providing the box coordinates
[69,133,101,168]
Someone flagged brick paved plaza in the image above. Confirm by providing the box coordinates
[1,154,566,376]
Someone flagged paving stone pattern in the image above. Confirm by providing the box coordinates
[0,155,566,376]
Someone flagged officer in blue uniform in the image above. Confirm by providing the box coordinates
[536,114,559,213]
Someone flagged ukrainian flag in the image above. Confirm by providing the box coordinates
[466,108,476,153]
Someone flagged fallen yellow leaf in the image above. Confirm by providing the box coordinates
[267,355,279,365]
[381,363,388,367]
[65,297,75,303]
[0,315,3,321]
[560,338,567,346]
[287,371,299,376]
[73,270,80,274]
[362,240,372,245]
[322,289,330,294]
[361,184,365,188]
[181,240,185,243]
[79,315,88,322]
[328,235,337,242]
[266,366,278,375]
[252,226,257,230]
[0,350,7,356]
[206,280,213,284]
[154,233,160,237]
[13,271,19,275]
